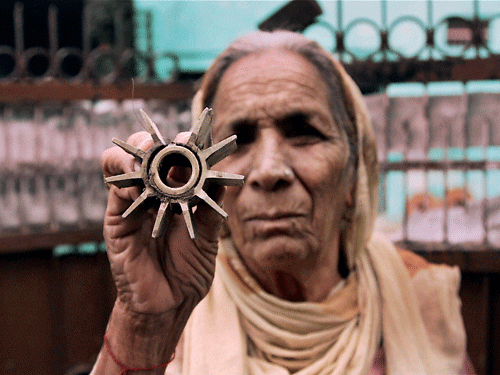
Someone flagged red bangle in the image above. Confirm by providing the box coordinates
[104,333,175,375]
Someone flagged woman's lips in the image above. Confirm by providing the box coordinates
[242,213,308,237]
[243,213,306,222]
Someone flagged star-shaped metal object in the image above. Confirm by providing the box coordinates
[105,108,244,239]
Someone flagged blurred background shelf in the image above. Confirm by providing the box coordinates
[411,243,500,272]
[0,80,196,102]
[0,225,103,255]
[1,0,500,374]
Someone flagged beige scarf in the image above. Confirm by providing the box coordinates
[178,235,464,375]
[174,31,466,375]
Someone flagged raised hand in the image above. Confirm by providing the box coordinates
[101,130,225,315]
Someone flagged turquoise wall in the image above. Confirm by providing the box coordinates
[133,0,500,78]
[133,1,281,77]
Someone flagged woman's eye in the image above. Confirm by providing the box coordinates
[282,114,327,145]
[233,121,257,147]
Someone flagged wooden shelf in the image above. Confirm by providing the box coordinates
[399,241,500,273]
[0,80,196,102]
[2,226,499,274]
[346,55,500,93]
[0,225,104,254]
[380,160,500,172]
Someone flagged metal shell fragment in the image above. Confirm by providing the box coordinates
[105,108,244,239]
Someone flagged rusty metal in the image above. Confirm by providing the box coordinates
[105,108,244,239]
[0,1,498,91]
[1,0,500,249]
[380,160,500,172]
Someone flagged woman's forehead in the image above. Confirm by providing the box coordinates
[212,49,332,123]
[217,49,325,92]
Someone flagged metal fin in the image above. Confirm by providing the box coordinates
[206,170,245,186]
[112,138,145,161]
[140,109,166,145]
[152,201,173,238]
[188,108,213,149]
[105,171,143,188]
[200,135,237,167]
[122,188,154,219]
[180,202,196,239]
[196,189,228,219]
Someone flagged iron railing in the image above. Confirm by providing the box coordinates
[0,0,499,256]
[0,0,498,90]
[0,2,150,82]
[365,87,500,252]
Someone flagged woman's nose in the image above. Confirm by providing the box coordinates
[246,136,294,191]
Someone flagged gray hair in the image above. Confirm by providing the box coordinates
[198,30,358,171]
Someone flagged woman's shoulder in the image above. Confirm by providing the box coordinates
[396,247,462,290]
[398,247,467,368]
[396,247,462,313]
[396,248,432,278]
[381,248,471,374]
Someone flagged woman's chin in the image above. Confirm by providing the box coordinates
[243,235,311,267]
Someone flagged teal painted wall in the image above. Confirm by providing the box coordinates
[133,0,500,78]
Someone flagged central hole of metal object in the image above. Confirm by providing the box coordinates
[157,152,193,188]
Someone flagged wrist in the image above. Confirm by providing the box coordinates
[105,297,194,369]
[103,333,175,375]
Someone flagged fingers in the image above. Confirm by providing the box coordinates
[102,129,225,240]
[102,132,154,218]
[101,147,136,178]
[102,132,191,178]
[174,132,190,144]
[127,131,155,149]
[101,132,153,178]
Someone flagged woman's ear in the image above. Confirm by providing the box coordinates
[345,167,356,208]
[340,179,356,230]
[346,183,355,207]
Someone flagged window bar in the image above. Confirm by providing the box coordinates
[114,5,125,81]
[443,117,451,246]
[402,120,409,243]
[473,0,480,56]
[83,3,91,60]
[115,6,125,54]
[464,133,472,246]
[381,0,388,60]
[336,0,345,62]
[425,0,435,77]
[48,5,58,77]
[383,94,390,221]
[14,2,23,77]
[424,94,431,244]
[427,0,433,30]
[145,10,155,80]
[483,117,492,245]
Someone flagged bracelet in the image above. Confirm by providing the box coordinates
[104,333,175,375]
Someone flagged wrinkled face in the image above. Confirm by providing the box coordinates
[211,49,354,287]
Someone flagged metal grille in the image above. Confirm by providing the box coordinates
[0,0,499,252]
[0,1,157,82]
[366,85,500,251]
[0,100,192,236]
[0,1,499,88]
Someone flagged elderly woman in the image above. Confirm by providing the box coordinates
[93,31,469,374]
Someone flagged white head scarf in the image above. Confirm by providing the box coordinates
[174,31,466,375]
